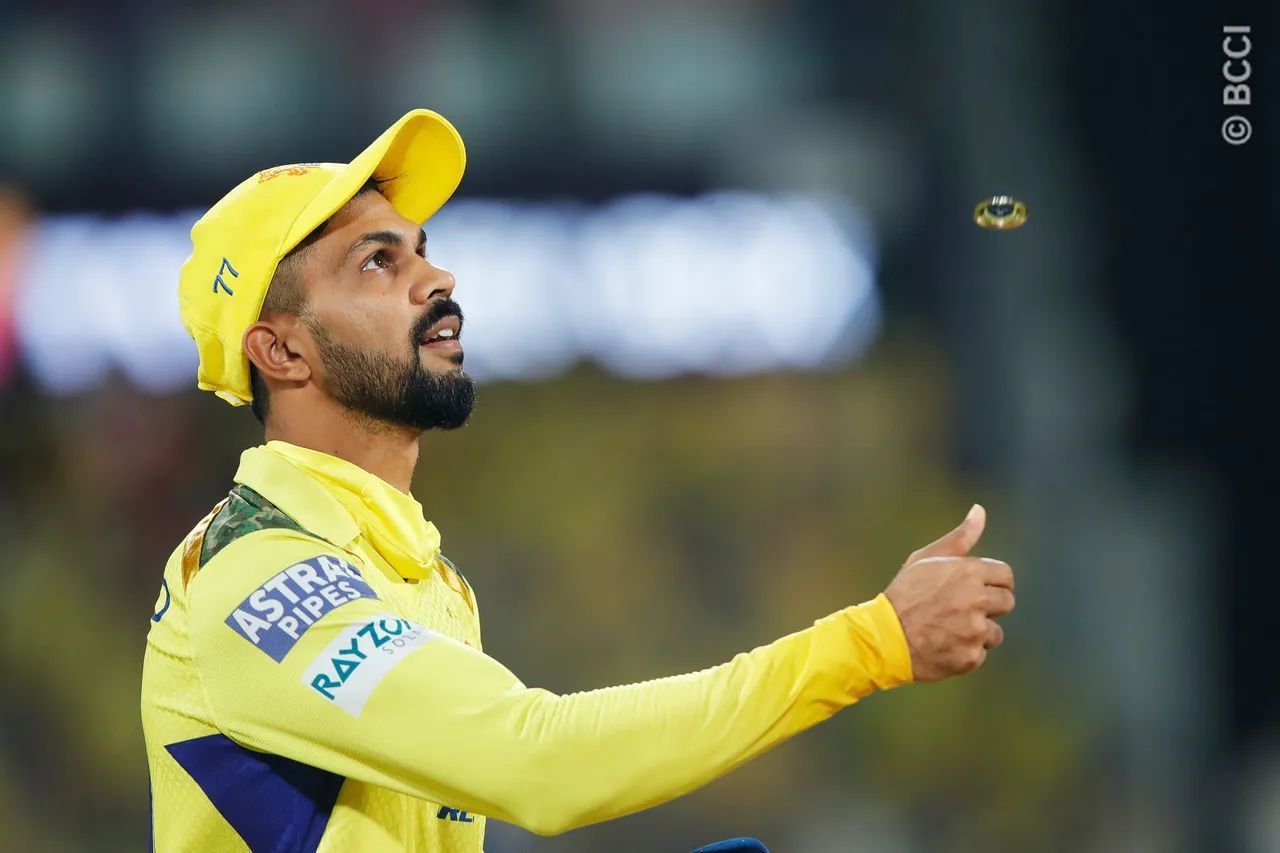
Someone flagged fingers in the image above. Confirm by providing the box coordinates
[910,556,1013,590]
[983,586,1016,617]
[983,619,1004,650]
[965,644,989,672]
[887,514,1015,682]
[978,557,1015,590]
[909,504,987,562]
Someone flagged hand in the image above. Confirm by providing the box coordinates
[883,505,1015,683]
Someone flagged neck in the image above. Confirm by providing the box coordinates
[265,403,421,494]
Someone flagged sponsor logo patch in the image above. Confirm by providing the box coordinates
[436,806,476,823]
[303,613,433,715]
[226,555,376,662]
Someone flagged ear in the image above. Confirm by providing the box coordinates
[243,317,313,385]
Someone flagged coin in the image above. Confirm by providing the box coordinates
[973,196,1028,230]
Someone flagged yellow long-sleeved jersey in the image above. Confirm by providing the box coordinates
[141,441,913,852]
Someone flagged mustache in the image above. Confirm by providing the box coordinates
[411,298,465,342]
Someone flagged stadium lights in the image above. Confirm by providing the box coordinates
[14,192,879,394]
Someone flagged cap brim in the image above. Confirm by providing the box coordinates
[282,109,466,252]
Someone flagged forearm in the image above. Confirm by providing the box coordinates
[466,594,912,833]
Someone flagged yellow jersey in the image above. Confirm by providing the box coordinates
[141,440,913,852]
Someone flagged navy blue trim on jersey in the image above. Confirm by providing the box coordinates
[166,733,344,853]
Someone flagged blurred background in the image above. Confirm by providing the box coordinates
[0,1,1271,851]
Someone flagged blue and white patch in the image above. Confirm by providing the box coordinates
[303,613,434,715]
[226,555,376,662]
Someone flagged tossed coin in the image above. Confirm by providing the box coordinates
[973,196,1028,230]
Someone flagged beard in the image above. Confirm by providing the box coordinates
[306,303,475,432]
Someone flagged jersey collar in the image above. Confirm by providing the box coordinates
[233,441,442,580]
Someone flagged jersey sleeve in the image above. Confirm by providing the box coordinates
[188,530,913,836]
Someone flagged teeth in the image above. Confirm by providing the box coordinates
[423,326,457,343]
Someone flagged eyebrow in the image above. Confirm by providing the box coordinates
[344,227,428,262]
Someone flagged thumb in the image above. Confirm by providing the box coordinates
[911,504,987,561]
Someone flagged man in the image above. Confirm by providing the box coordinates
[141,109,1016,852]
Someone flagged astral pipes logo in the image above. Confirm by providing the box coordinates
[226,555,377,662]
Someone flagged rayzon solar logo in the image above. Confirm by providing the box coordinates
[304,614,434,715]
[226,555,378,661]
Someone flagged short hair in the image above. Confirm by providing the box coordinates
[248,179,385,424]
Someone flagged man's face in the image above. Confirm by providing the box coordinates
[291,190,474,431]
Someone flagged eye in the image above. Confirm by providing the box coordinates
[361,250,392,272]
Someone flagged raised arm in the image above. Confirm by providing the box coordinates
[189,506,1011,835]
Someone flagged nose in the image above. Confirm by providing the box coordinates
[409,261,455,305]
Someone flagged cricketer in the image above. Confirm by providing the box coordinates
[140,109,1016,852]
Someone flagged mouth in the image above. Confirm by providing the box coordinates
[417,314,463,353]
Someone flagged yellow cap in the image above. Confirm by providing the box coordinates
[178,109,466,406]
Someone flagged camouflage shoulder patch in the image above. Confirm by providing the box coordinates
[199,485,310,568]
[436,553,475,613]
[437,553,468,585]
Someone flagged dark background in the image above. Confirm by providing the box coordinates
[0,1,1270,850]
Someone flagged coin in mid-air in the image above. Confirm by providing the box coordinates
[973,195,1028,230]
